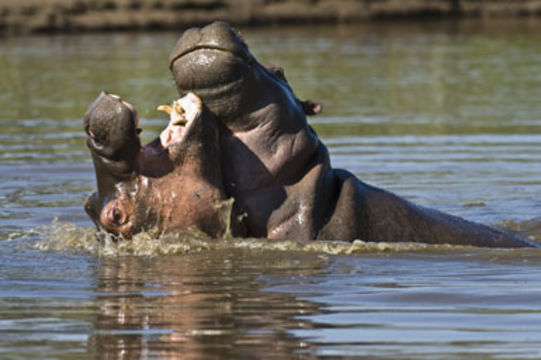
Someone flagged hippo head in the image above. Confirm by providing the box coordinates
[168,22,326,239]
[83,92,226,239]
[169,21,321,130]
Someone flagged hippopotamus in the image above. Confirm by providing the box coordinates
[83,91,234,239]
[163,21,536,248]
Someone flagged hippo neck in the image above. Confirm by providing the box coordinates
[220,103,319,190]
[222,134,334,239]
[218,101,327,238]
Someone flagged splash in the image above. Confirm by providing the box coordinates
[215,197,244,240]
[33,219,473,257]
[32,213,541,257]
[33,219,101,254]
[34,219,218,256]
[497,218,541,243]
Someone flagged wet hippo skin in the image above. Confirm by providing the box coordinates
[84,91,234,239]
[168,21,536,248]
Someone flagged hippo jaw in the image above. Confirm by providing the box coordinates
[169,21,303,129]
[168,21,253,97]
[84,92,224,239]
[158,93,203,151]
[84,92,141,199]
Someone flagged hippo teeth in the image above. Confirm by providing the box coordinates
[157,104,188,126]
[172,118,187,126]
[157,93,202,148]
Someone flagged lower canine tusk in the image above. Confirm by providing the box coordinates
[157,105,172,115]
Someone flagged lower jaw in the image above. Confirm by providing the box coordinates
[159,126,183,149]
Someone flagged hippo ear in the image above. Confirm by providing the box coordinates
[301,100,323,116]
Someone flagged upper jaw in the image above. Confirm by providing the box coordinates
[170,47,250,97]
[169,22,254,99]
[84,92,142,207]
[84,91,141,160]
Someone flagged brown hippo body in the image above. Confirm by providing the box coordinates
[84,92,230,239]
[167,21,536,248]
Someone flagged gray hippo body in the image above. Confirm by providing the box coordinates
[166,21,535,248]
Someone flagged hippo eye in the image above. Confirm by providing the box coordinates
[267,65,287,83]
[103,203,127,226]
[112,208,122,223]
[274,67,284,78]
[99,200,131,237]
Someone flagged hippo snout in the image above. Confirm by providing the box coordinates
[169,22,256,120]
[169,21,250,69]
[84,92,142,216]
[84,91,141,160]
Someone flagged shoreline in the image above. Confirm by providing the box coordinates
[3,0,541,35]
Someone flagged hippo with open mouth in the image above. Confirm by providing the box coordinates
[163,21,536,248]
[83,91,233,239]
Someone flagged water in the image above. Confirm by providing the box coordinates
[2,19,541,359]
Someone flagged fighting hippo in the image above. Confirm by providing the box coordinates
[166,21,536,248]
[83,91,233,239]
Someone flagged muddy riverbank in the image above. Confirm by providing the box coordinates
[2,0,541,35]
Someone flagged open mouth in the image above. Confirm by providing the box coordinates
[157,92,202,149]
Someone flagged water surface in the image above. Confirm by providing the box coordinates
[1,19,541,359]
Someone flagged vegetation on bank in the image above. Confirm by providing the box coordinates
[2,0,541,34]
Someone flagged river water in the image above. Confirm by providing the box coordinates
[2,20,541,359]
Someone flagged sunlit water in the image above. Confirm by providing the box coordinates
[2,19,541,359]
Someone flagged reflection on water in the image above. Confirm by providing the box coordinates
[88,250,329,360]
[5,230,541,359]
[2,19,541,359]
